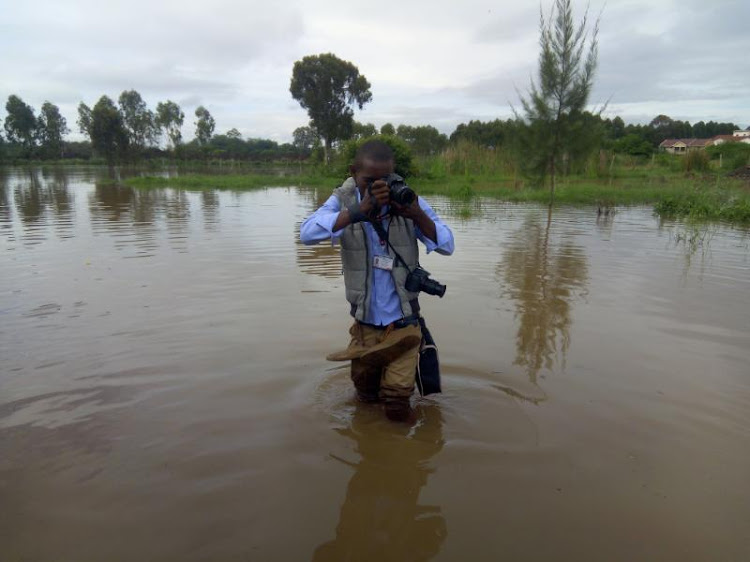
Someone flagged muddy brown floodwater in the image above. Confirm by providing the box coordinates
[1,167,749,561]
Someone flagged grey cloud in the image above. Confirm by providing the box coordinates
[473,7,538,44]
[1,0,747,139]
[453,0,750,119]
[54,62,240,102]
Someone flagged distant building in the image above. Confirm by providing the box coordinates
[733,130,750,139]
[659,138,712,154]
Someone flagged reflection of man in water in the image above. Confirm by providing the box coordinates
[300,141,454,421]
[313,404,446,561]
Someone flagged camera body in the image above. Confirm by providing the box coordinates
[369,173,416,207]
[384,173,416,207]
[405,266,446,298]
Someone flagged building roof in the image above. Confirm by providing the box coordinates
[659,138,712,148]
[711,135,739,142]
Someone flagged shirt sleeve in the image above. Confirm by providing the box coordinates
[415,197,455,255]
[299,194,343,244]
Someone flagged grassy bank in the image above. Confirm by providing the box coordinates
[416,175,750,223]
[123,170,750,225]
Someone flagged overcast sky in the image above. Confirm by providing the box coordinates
[2,0,748,143]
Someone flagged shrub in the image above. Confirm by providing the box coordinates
[683,150,710,173]
[336,134,415,178]
[705,142,750,170]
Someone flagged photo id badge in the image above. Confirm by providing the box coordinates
[373,255,394,271]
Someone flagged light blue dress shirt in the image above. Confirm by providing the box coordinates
[300,190,454,326]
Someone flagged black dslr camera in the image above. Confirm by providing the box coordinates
[384,173,416,206]
[369,173,416,207]
[405,266,447,298]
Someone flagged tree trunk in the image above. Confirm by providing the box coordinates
[549,155,556,205]
[324,138,332,166]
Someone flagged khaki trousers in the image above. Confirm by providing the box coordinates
[348,322,422,400]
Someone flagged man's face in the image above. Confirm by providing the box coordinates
[352,158,394,192]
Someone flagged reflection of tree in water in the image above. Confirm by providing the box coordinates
[164,190,191,252]
[297,184,342,213]
[88,184,189,255]
[294,186,346,279]
[295,221,342,278]
[0,171,13,240]
[200,190,220,230]
[89,183,190,225]
[499,207,588,382]
[8,168,74,244]
[314,404,446,562]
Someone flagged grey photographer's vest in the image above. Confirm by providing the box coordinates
[333,177,420,322]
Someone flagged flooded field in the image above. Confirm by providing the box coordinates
[1,167,749,561]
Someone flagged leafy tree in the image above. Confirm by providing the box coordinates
[613,133,652,157]
[692,120,739,139]
[64,140,94,160]
[90,96,129,165]
[518,0,601,198]
[210,132,246,159]
[37,101,69,157]
[155,100,184,149]
[292,125,318,152]
[118,90,158,154]
[692,120,708,139]
[338,134,414,178]
[4,95,38,152]
[647,114,692,144]
[289,53,372,164]
[649,114,673,130]
[352,121,377,140]
[609,116,625,139]
[194,106,215,146]
[396,124,448,155]
[450,118,519,148]
[380,123,395,136]
[77,102,93,138]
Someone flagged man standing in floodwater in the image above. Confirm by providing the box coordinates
[300,140,454,422]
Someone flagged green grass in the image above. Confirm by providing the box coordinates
[411,174,750,224]
[653,184,750,223]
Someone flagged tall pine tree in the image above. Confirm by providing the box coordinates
[519,0,601,200]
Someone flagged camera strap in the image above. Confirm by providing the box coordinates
[362,185,414,272]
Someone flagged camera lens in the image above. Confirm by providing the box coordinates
[393,186,415,206]
[422,278,447,298]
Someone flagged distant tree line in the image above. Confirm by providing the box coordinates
[0,92,300,165]
[448,114,742,158]
[0,91,744,166]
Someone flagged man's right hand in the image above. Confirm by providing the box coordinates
[359,179,390,216]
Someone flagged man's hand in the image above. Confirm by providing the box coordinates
[392,196,438,244]
[391,196,424,221]
[359,179,390,216]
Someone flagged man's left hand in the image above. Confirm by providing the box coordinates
[392,196,438,244]
[391,197,424,221]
